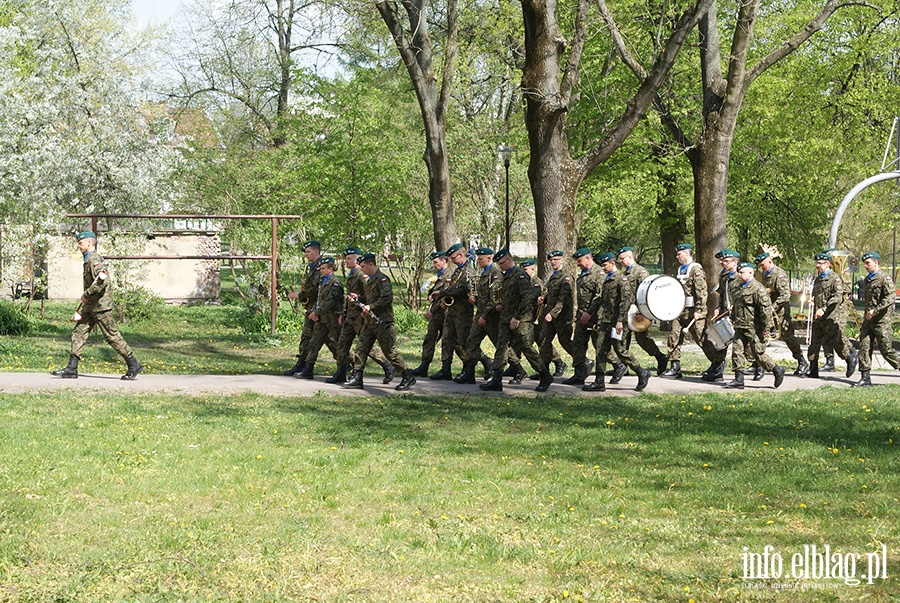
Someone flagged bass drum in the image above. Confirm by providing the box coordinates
[636,274,685,322]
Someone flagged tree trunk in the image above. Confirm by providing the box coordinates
[656,154,685,271]
[692,130,731,278]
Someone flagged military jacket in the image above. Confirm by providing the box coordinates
[499,264,533,323]
[812,270,845,321]
[313,274,344,319]
[762,264,791,308]
[717,270,739,311]
[363,269,395,324]
[731,278,774,332]
[440,262,475,316]
[545,268,575,323]
[527,274,546,323]
[475,263,503,317]
[598,270,632,325]
[426,268,450,314]
[299,257,324,308]
[673,261,707,316]
[863,270,896,321]
[576,264,604,317]
[82,251,113,313]
[344,268,367,320]
[622,262,650,295]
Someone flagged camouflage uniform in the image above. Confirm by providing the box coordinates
[304,273,343,365]
[335,267,388,368]
[419,268,450,368]
[539,266,576,364]
[571,264,603,371]
[667,262,708,360]
[730,278,777,372]
[761,263,804,362]
[517,273,562,366]
[492,264,544,373]
[808,269,853,365]
[464,262,503,361]
[297,256,324,359]
[70,251,132,360]
[706,269,738,363]
[594,270,644,375]
[858,269,900,371]
[437,261,475,365]
[352,269,407,373]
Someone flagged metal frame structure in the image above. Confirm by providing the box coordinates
[68,213,303,335]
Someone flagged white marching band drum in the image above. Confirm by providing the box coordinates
[627,304,652,332]
[635,274,686,322]
[707,316,735,350]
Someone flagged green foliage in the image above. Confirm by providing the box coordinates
[0,299,30,335]
[393,304,426,334]
[238,305,306,336]
[113,286,166,324]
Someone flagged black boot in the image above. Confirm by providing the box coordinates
[325,364,348,384]
[582,373,605,392]
[341,370,364,389]
[661,359,682,379]
[453,362,477,384]
[701,361,724,382]
[429,360,453,380]
[655,353,668,376]
[479,369,504,392]
[822,356,836,372]
[52,355,79,379]
[122,355,143,381]
[725,371,744,389]
[283,355,306,376]
[701,362,715,379]
[382,361,396,384]
[585,359,595,375]
[502,364,518,377]
[411,361,431,377]
[395,369,416,391]
[481,355,494,380]
[845,349,858,378]
[609,362,627,384]
[635,368,650,391]
[806,360,819,379]
[562,364,587,385]
[773,365,786,388]
[296,362,314,380]
[535,367,554,392]
[752,364,765,381]
[509,364,527,385]
[852,370,872,387]
[553,359,567,378]
[794,357,809,376]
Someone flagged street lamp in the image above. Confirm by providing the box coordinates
[497,144,515,249]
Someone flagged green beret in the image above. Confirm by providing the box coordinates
[815,252,832,261]
[446,243,464,255]
[474,247,494,256]
[572,247,592,259]
[519,258,536,268]
[302,240,320,250]
[429,251,448,260]
[493,247,511,262]
[754,252,770,264]
[343,246,363,256]
[547,250,564,259]
[595,252,615,263]
[737,261,754,271]
[862,252,880,262]
[718,248,740,259]
[615,246,633,256]
[320,257,335,266]
[675,243,693,252]
[358,252,377,264]
[75,231,96,242]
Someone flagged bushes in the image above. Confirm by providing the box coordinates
[113,287,166,323]
[0,300,31,335]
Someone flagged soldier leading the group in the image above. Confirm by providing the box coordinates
[853,251,900,386]
[283,240,324,376]
[295,257,343,379]
[52,231,143,380]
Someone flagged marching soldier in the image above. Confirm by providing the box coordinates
[519,259,565,382]
[701,248,741,382]
[616,246,668,375]
[724,262,786,389]
[411,251,451,377]
[583,252,651,392]
[453,247,501,384]
[662,243,708,379]
[853,251,900,386]
[52,231,142,380]
[429,243,475,380]
[480,248,553,392]
[562,248,602,385]
[283,240,324,376]
[325,247,393,385]
[755,252,808,377]
[805,251,858,379]
[539,250,575,378]
[342,253,416,390]
[296,257,342,379]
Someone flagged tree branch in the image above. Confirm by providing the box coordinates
[560,0,591,104]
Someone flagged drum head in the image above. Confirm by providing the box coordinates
[627,304,652,332]
[636,274,685,321]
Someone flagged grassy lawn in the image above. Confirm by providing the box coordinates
[0,387,898,602]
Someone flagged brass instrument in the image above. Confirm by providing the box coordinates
[440,295,455,309]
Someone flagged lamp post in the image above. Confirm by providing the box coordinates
[498,144,514,249]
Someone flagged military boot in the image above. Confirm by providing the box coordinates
[752,364,765,381]
[382,361,396,384]
[582,373,605,392]
[773,365,786,388]
[794,357,809,376]
[325,364,348,384]
[703,361,725,382]
[535,367,554,393]
[283,355,306,376]
[725,371,744,389]
[296,362,314,380]
[502,364,518,377]
[429,360,453,380]
[655,353,668,376]
[852,370,872,387]
[453,361,477,384]
[395,369,416,391]
[52,355,79,379]
[609,362,627,385]
[509,364,527,385]
[479,369,504,392]
[342,370,364,389]
[480,355,494,380]
[553,359,567,378]
[562,364,587,386]
[845,349,859,378]
[122,355,143,381]
[822,356,836,372]
[806,361,819,379]
[661,360,682,379]
[635,368,651,392]
[411,361,431,377]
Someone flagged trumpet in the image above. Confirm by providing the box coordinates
[440,296,455,309]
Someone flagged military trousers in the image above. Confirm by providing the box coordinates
[807,317,851,363]
[775,303,804,361]
[595,323,642,375]
[493,320,543,373]
[420,310,447,365]
[858,316,900,371]
[336,315,388,367]
[667,310,706,361]
[464,314,497,365]
[353,320,406,373]
[731,328,776,372]
[297,308,315,358]
[571,320,600,370]
[540,319,574,366]
[441,310,473,364]
[71,310,132,359]
[305,316,340,365]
